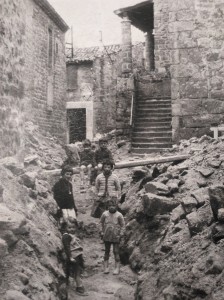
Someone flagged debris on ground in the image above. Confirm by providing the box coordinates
[0,123,224,300]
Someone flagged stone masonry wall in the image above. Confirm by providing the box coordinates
[154,0,224,141]
[66,43,144,139]
[0,0,26,158]
[24,0,67,141]
[0,0,67,158]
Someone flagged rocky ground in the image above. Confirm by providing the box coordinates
[0,123,224,300]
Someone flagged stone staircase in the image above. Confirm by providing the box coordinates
[131,76,172,154]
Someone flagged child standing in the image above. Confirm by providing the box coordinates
[94,137,114,172]
[52,166,78,225]
[61,221,88,296]
[79,139,96,188]
[100,200,125,275]
[91,160,121,218]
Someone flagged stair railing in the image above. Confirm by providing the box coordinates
[129,74,138,152]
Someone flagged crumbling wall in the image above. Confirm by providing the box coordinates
[154,0,224,141]
[0,0,26,158]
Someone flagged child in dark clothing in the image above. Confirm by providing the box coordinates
[61,221,88,296]
[100,199,125,275]
[79,139,96,188]
[94,137,114,172]
[52,166,77,225]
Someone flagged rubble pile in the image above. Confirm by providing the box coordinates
[119,135,224,300]
[0,122,67,300]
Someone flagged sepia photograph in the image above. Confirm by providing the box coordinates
[1,0,224,299]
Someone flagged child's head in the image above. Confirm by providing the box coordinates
[61,219,78,234]
[102,160,114,175]
[99,137,108,149]
[61,166,73,181]
[82,139,91,150]
[108,198,117,214]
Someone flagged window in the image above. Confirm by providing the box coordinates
[48,27,53,69]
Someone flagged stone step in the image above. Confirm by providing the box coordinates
[136,108,172,113]
[137,103,171,109]
[137,96,171,100]
[132,147,172,154]
[134,121,172,128]
[132,137,172,143]
[132,131,172,137]
[136,112,172,118]
[136,117,172,123]
[138,98,171,103]
[132,142,173,148]
[133,126,172,132]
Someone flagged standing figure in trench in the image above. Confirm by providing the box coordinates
[61,220,88,296]
[91,160,121,218]
[94,137,114,172]
[79,139,96,189]
[100,199,125,275]
[52,166,78,225]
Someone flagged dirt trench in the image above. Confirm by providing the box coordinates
[66,173,136,300]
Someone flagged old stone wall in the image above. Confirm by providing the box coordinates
[66,43,144,139]
[154,0,224,141]
[0,0,26,158]
[0,0,67,159]
[24,0,67,141]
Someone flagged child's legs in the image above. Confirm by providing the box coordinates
[104,241,112,261]
[87,164,93,180]
[113,243,120,262]
[80,165,87,183]
[74,265,83,287]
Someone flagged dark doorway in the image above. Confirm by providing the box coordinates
[67,108,86,143]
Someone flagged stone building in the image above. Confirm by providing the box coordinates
[66,43,145,143]
[0,0,68,158]
[114,0,224,153]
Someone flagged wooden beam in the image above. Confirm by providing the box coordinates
[42,154,189,176]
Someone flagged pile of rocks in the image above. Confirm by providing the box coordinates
[119,135,224,300]
[0,122,67,300]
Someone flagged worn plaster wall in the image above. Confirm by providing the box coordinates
[154,0,224,140]
[0,0,26,158]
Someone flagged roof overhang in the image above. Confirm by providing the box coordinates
[33,0,69,32]
[114,0,154,32]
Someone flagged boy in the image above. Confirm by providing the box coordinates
[52,166,78,225]
[61,221,88,296]
[91,160,121,218]
[79,139,96,188]
[94,137,114,172]
[100,199,125,275]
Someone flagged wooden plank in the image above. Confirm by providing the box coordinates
[42,154,189,176]
[114,154,189,169]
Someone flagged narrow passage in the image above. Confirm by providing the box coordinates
[68,174,136,300]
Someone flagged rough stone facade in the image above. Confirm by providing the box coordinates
[66,43,144,140]
[154,0,224,140]
[0,0,67,158]
[0,0,26,158]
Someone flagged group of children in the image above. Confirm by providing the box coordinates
[63,137,114,189]
[52,138,125,297]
